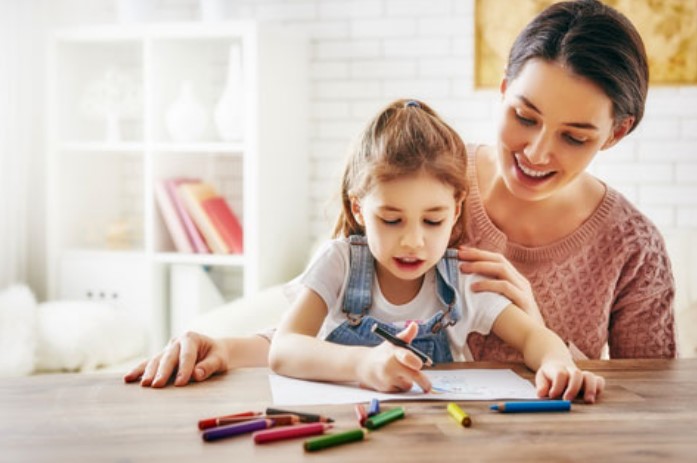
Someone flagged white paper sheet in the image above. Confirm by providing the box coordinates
[269,369,538,405]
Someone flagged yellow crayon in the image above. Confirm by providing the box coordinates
[447,402,472,427]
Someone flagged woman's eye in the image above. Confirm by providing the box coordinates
[514,111,536,126]
[424,219,444,226]
[564,134,586,146]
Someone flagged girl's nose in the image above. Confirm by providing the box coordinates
[401,226,425,249]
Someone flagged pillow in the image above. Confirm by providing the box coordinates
[35,300,147,372]
[0,285,37,377]
[190,284,289,337]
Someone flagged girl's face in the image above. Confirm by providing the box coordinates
[351,171,460,284]
[497,58,627,202]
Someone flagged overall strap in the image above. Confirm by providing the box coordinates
[341,235,374,325]
[433,248,462,329]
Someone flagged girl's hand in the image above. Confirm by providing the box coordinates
[355,322,432,393]
[458,246,544,325]
[124,332,230,387]
[534,362,605,403]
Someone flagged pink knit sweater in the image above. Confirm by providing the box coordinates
[464,147,677,360]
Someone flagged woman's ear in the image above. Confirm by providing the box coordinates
[350,196,364,225]
[601,116,634,150]
[499,76,508,98]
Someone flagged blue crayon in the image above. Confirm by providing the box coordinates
[368,398,381,417]
[490,400,571,413]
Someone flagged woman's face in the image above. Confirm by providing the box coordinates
[497,58,624,202]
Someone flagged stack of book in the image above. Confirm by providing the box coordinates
[154,177,244,254]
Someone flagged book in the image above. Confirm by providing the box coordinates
[201,196,244,254]
[164,178,210,254]
[177,182,232,254]
[154,180,193,253]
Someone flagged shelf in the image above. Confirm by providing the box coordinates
[47,21,308,351]
[153,252,245,267]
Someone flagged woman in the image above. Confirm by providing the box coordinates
[124,0,675,388]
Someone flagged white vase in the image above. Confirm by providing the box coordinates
[165,81,207,143]
[214,44,245,142]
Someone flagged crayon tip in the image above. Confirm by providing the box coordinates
[489,404,499,411]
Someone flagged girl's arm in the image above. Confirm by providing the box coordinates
[491,305,605,403]
[268,287,431,393]
[124,333,269,387]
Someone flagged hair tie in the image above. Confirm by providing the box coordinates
[405,100,420,108]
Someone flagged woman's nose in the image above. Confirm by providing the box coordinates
[523,128,553,165]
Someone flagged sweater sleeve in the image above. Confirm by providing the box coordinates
[608,234,677,359]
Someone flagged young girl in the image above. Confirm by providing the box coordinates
[269,99,604,402]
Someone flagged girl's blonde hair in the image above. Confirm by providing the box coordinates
[332,99,468,247]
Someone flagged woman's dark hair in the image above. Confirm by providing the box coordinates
[506,0,648,133]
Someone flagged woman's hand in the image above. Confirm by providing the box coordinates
[535,362,605,403]
[355,322,432,393]
[458,246,544,325]
[123,331,232,388]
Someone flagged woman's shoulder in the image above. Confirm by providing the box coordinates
[602,187,668,253]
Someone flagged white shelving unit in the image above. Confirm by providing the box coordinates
[46,22,308,352]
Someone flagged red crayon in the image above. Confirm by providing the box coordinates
[198,411,261,430]
[253,423,332,444]
[354,404,368,426]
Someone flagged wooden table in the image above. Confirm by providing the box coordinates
[1,359,695,462]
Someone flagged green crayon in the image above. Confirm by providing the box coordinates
[364,406,405,430]
[303,428,366,452]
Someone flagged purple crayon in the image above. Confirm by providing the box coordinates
[202,418,274,442]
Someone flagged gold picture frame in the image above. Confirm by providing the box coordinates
[475,0,697,88]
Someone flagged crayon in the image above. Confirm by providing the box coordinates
[370,323,433,367]
[364,406,405,430]
[253,423,332,444]
[197,411,261,430]
[304,428,366,452]
[355,403,368,426]
[265,407,334,423]
[490,400,572,413]
[447,402,471,427]
[201,418,274,442]
[368,398,381,417]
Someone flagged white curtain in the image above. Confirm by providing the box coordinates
[0,1,41,288]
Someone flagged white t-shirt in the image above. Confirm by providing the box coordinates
[287,239,512,361]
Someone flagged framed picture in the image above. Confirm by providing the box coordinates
[475,0,697,88]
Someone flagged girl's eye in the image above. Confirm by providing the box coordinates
[514,111,536,127]
[424,219,444,226]
[563,133,587,146]
[380,218,400,225]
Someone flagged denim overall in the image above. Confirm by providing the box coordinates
[325,235,463,364]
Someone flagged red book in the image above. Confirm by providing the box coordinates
[201,196,244,254]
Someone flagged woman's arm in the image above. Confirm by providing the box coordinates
[492,305,604,403]
[269,287,431,392]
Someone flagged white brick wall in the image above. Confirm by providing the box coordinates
[47,0,696,244]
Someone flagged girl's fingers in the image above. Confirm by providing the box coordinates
[535,368,552,398]
[151,342,181,388]
[123,359,147,383]
[562,369,585,401]
[174,336,198,386]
